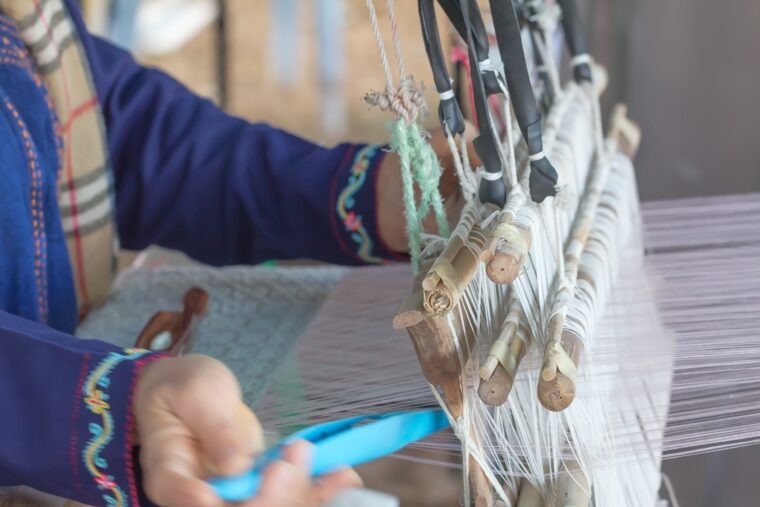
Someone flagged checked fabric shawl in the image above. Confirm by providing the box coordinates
[0,0,117,315]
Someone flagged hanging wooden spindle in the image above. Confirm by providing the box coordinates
[422,208,495,317]
[486,217,533,285]
[478,298,530,406]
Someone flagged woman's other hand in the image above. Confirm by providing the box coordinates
[134,355,361,507]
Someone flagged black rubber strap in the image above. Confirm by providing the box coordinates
[419,0,466,134]
[558,0,593,83]
[459,0,507,207]
[489,0,557,202]
[438,0,503,96]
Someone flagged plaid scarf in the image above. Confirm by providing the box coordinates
[0,0,117,317]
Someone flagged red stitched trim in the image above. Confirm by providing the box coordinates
[1,97,50,320]
[69,353,91,493]
[329,146,365,262]
[125,354,168,506]
[31,0,91,308]
[0,16,16,32]
[0,56,35,79]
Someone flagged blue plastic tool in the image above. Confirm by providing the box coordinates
[208,409,449,502]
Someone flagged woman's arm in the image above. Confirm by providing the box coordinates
[65,1,401,267]
[0,310,163,506]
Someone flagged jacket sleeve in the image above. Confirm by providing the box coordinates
[66,1,402,266]
[0,310,163,506]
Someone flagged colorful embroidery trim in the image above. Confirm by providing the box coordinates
[336,145,386,264]
[82,349,151,507]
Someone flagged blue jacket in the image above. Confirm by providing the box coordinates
[0,2,398,505]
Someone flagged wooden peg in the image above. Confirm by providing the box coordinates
[482,207,533,286]
[423,223,490,317]
[538,315,583,412]
[478,329,529,406]
[608,104,642,159]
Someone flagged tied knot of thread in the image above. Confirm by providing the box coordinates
[365,76,426,124]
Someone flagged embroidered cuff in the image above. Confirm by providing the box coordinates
[331,144,408,265]
[71,349,165,507]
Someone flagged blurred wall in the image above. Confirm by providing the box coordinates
[589,0,760,200]
[588,2,760,506]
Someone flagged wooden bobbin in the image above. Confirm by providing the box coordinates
[486,222,533,285]
[423,224,492,317]
[537,316,584,412]
[478,333,527,406]
[478,296,526,406]
[607,104,641,159]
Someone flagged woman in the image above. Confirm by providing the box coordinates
[0,1,469,506]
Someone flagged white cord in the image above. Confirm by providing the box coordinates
[530,151,547,162]
[571,53,593,67]
[439,89,455,101]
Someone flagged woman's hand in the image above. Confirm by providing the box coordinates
[134,355,361,507]
[377,124,480,253]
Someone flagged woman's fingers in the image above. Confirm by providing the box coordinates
[247,441,313,507]
[135,355,266,506]
[312,468,364,504]
[140,427,222,507]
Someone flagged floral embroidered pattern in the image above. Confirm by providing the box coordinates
[82,349,152,507]
[336,145,386,264]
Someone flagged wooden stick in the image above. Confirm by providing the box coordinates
[538,321,583,412]
[478,326,530,406]
[486,217,533,285]
[423,222,491,317]
[478,299,529,406]
[538,105,639,412]
[396,260,495,506]
[608,104,642,159]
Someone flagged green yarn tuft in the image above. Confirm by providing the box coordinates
[388,119,450,272]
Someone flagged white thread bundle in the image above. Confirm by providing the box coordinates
[255,191,759,481]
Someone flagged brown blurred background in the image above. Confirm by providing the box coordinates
[83,0,760,505]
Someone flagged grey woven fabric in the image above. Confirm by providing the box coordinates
[76,265,347,406]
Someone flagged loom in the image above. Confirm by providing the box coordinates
[71,1,760,506]
[360,0,665,504]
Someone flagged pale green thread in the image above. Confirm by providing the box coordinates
[389,119,450,272]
